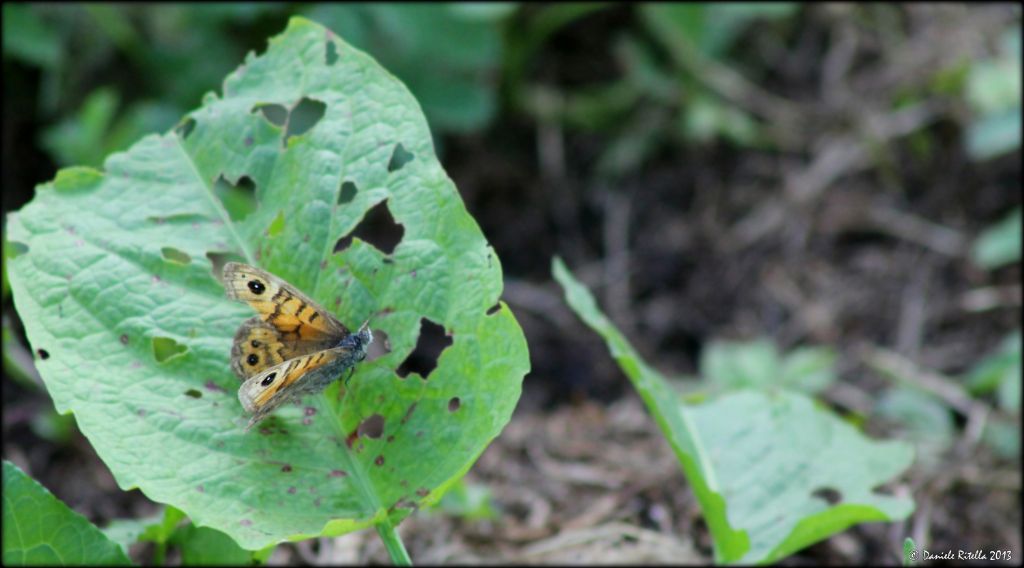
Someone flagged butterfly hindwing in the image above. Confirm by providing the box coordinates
[238,343,368,429]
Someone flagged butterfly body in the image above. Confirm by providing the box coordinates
[222,262,372,429]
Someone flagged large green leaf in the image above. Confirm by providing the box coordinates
[7,17,529,551]
[2,461,131,565]
[552,258,914,564]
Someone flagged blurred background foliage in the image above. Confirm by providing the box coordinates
[2,3,1020,564]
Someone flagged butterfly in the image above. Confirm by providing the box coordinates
[222,262,372,430]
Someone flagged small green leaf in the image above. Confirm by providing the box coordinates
[971,208,1022,270]
[171,524,252,566]
[965,331,1021,413]
[875,388,954,470]
[904,536,917,566]
[553,257,914,564]
[431,478,499,521]
[2,460,131,565]
[700,338,780,390]
[780,346,837,394]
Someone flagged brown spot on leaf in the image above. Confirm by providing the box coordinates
[374,455,385,466]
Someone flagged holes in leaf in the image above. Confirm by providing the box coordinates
[285,97,326,142]
[448,397,461,412]
[365,329,391,362]
[152,336,187,363]
[811,487,842,505]
[175,117,196,140]
[252,103,288,127]
[207,251,243,281]
[326,40,339,65]
[6,241,28,258]
[268,210,286,237]
[387,143,414,173]
[337,180,358,205]
[333,199,404,255]
[185,389,202,399]
[396,318,452,379]
[357,414,385,439]
[36,349,49,360]
[213,174,257,222]
[161,247,191,265]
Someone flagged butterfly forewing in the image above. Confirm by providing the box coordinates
[222,262,349,342]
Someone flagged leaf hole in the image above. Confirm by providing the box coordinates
[120,334,129,345]
[36,348,49,360]
[6,241,29,258]
[152,336,188,363]
[396,318,452,379]
[252,103,288,127]
[184,389,202,399]
[285,97,327,142]
[333,199,404,255]
[326,40,339,65]
[811,487,842,505]
[366,329,391,361]
[357,414,385,439]
[268,210,286,237]
[337,180,358,205]
[161,246,191,265]
[213,174,257,222]
[387,143,414,172]
[448,397,461,412]
[207,251,243,282]
[175,117,196,140]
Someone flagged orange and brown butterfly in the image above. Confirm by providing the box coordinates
[222,262,372,429]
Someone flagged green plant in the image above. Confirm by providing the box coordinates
[553,257,914,564]
[964,27,1021,160]
[971,207,1022,270]
[6,17,529,563]
[3,460,131,565]
[515,4,797,178]
[700,338,837,394]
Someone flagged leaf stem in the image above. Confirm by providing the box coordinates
[375,521,412,566]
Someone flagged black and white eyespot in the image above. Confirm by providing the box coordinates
[247,354,259,366]
[261,372,277,387]
[248,279,266,295]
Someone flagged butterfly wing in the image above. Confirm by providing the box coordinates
[231,317,326,379]
[238,340,370,429]
[224,262,349,378]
